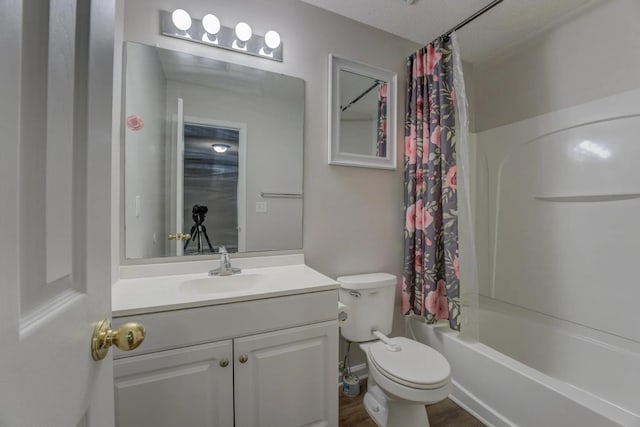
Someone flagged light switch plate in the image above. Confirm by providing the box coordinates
[135,195,141,218]
[256,201,267,213]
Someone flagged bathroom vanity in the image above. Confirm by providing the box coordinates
[111,256,339,427]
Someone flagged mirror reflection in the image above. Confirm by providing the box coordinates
[339,70,388,157]
[123,42,304,260]
[182,123,240,255]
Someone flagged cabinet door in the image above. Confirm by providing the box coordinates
[114,340,234,427]
[234,321,338,427]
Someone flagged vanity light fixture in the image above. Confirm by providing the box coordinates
[212,143,230,153]
[201,14,221,43]
[160,10,283,62]
[260,30,281,57]
[233,22,252,50]
[171,9,192,32]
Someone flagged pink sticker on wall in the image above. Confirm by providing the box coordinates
[126,114,144,131]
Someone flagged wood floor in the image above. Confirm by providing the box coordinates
[339,380,485,427]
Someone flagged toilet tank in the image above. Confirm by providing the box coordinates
[338,273,397,342]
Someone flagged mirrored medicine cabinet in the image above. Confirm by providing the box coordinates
[328,54,397,170]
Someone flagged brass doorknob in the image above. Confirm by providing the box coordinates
[91,319,146,361]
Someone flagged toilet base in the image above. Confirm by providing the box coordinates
[363,389,387,427]
[363,384,430,427]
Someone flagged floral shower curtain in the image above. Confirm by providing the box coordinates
[376,82,388,157]
[402,35,460,330]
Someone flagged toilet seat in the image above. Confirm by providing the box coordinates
[367,337,450,390]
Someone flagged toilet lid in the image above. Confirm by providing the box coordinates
[368,337,450,390]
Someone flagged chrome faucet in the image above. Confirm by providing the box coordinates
[208,246,241,276]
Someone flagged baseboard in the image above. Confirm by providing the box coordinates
[338,362,368,386]
[448,379,514,427]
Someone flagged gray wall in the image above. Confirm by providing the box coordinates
[472,0,640,132]
[115,0,420,365]
[340,120,377,156]
[124,43,168,259]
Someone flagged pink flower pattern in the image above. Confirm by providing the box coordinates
[415,199,424,230]
[445,165,457,190]
[405,128,417,165]
[430,125,442,147]
[425,280,449,320]
[126,114,144,131]
[376,83,388,157]
[425,44,442,76]
[403,36,460,331]
[405,203,416,233]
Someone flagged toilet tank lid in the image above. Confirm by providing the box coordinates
[337,273,397,290]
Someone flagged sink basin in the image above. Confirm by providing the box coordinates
[180,273,265,294]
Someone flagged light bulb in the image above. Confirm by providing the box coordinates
[264,30,281,49]
[202,14,221,35]
[171,9,192,31]
[212,144,230,153]
[235,22,252,42]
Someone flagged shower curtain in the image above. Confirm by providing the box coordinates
[402,33,476,333]
[376,82,388,157]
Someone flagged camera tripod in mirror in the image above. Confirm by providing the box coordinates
[184,204,215,254]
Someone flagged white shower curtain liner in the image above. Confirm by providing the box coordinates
[452,32,480,339]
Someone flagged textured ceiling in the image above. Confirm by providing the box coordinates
[299,0,600,63]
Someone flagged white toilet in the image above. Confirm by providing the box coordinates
[338,273,452,427]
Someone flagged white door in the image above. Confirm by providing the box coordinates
[171,98,185,256]
[182,117,248,253]
[0,1,116,426]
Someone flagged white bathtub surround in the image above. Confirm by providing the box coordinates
[474,88,640,344]
[430,88,640,426]
[452,32,480,340]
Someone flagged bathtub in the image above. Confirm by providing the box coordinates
[415,88,640,426]
[407,299,640,427]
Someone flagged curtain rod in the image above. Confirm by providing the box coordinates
[341,80,382,112]
[440,0,504,38]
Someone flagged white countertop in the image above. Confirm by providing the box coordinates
[112,262,339,317]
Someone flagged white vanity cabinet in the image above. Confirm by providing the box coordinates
[112,289,339,427]
[234,322,337,427]
[114,340,234,427]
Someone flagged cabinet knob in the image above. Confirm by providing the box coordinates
[219,358,229,367]
[238,354,248,364]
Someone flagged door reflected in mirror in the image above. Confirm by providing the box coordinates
[123,42,304,261]
[329,55,396,169]
[181,122,243,256]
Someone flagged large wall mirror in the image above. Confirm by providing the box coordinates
[328,55,397,169]
[123,42,304,260]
